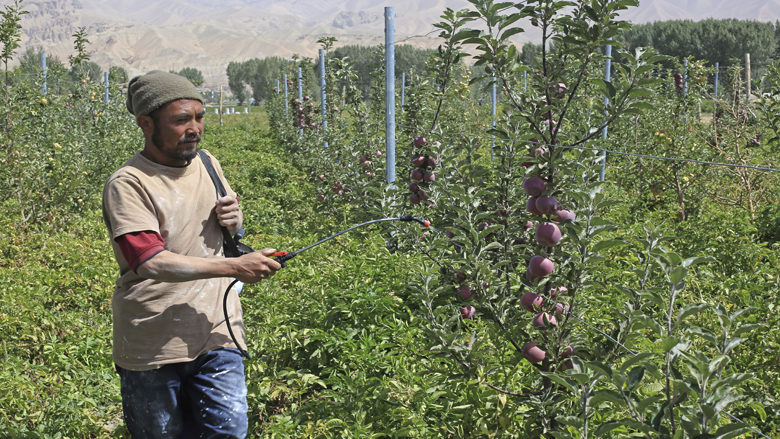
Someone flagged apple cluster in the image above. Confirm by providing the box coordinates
[518,137,577,368]
[358,151,383,178]
[521,145,576,284]
[291,95,317,130]
[520,286,572,368]
[408,136,439,207]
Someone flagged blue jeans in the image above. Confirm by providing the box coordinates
[116,348,248,439]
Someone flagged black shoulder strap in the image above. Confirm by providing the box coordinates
[197,150,240,257]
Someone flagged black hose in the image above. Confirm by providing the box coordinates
[223,278,251,359]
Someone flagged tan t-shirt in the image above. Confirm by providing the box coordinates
[102,149,245,371]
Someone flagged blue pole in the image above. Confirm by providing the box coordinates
[401,72,405,110]
[41,53,47,95]
[385,6,396,185]
[714,62,719,99]
[599,42,612,182]
[283,74,288,116]
[276,79,279,94]
[683,59,688,97]
[104,71,109,104]
[298,67,303,135]
[491,76,496,160]
[319,49,327,148]
[523,70,527,92]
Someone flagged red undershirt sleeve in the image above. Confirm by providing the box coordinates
[115,231,165,273]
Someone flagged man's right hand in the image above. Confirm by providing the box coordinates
[233,248,282,284]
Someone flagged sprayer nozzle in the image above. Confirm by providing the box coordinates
[423,220,430,227]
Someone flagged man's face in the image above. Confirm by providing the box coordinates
[140,99,205,166]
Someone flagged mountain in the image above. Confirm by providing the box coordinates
[6,0,780,86]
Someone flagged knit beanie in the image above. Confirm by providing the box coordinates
[126,70,203,116]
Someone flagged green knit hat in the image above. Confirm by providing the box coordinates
[126,70,203,116]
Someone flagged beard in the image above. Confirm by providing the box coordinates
[151,128,200,162]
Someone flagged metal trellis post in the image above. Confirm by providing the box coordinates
[683,59,688,97]
[401,72,405,111]
[41,53,47,95]
[298,67,303,135]
[284,74,288,116]
[319,49,328,148]
[599,41,612,182]
[491,76,496,160]
[104,71,109,104]
[385,6,396,185]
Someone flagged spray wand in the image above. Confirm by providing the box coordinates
[225,215,431,358]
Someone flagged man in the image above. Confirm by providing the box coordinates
[102,70,281,438]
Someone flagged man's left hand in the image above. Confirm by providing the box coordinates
[216,196,243,232]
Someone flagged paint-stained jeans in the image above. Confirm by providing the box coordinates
[116,348,248,439]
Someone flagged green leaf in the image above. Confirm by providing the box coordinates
[585,361,613,379]
[712,423,750,439]
[626,366,645,391]
[540,372,578,393]
[682,256,717,268]
[669,266,688,286]
[723,337,746,354]
[677,303,711,326]
[620,352,653,373]
[589,389,625,407]
[591,239,628,253]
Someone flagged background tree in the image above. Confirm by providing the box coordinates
[616,18,777,68]
[174,67,204,86]
[69,61,102,83]
[226,61,248,104]
[108,65,128,84]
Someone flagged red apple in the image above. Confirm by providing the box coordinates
[560,345,573,357]
[412,156,426,166]
[554,303,570,318]
[423,172,436,182]
[533,312,558,328]
[408,182,419,193]
[523,342,546,363]
[523,177,547,197]
[359,156,368,164]
[461,305,476,319]
[410,193,421,204]
[530,146,548,158]
[414,136,426,147]
[427,157,437,168]
[528,256,554,277]
[459,285,473,300]
[553,209,576,222]
[455,272,465,284]
[549,286,568,298]
[527,197,544,216]
[411,169,424,181]
[521,292,543,312]
[535,222,562,247]
[418,190,430,200]
[535,196,558,215]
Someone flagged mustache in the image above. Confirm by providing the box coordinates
[178,134,201,144]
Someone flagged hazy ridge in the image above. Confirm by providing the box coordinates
[8,0,779,86]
